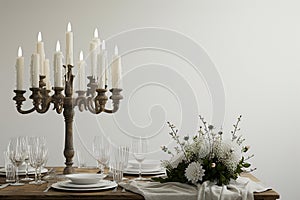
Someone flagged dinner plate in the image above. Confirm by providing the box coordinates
[128,160,161,170]
[51,180,117,191]
[0,167,48,176]
[124,167,165,175]
[58,180,112,189]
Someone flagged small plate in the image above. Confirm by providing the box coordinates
[51,180,117,191]
[65,173,106,185]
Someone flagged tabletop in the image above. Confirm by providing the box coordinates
[0,167,280,200]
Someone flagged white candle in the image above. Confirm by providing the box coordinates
[15,47,24,90]
[77,51,86,91]
[54,40,63,87]
[90,40,97,78]
[44,59,51,90]
[30,53,40,88]
[37,32,45,75]
[97,40,106,89]
[111,46,122,89]
[93,28,101,53]
[89,28,101,78]
[66,22,73,66]
[103,41,108,87]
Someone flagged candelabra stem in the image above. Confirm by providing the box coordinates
[63,96,75,174]
[63,65,75,174]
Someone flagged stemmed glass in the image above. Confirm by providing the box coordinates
[92,135,110,174]
[7,137,27,186]
[21,136,33,181]
[28,136,48,185]
[131,137,148,181]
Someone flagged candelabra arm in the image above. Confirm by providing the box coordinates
[34,89,52,114]
[86,96,96,114]
[94,89,108,114]
[13,90,36,114]
[75,91,87,112]
[104,88,123,113]
[52,87,64,114]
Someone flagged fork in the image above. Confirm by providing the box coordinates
[43,183,52,192]
[0,183,10,189]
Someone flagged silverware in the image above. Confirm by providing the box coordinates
[43,184,52,192]
[0,183,10,189]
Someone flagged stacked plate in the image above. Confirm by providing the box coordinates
[51,173,117,191]
[124,160,165,175]
[0,166,48,176]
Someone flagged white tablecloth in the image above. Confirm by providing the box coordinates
[119,177,271,200]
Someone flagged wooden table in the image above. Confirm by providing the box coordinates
[0,167,279,200]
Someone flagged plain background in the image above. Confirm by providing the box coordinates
[1,0,299,199]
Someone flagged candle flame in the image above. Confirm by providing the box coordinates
[102,40,106,50]
[79,51,83,61]
[94,28,98,38]
[67,22,72,32]
[18,46,22,57]
[38,32,42,42]
[114,45,118,56]
[56,40,61,52]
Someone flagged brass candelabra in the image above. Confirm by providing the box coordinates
[12,64,123,174]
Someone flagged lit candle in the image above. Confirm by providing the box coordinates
[36,32,45,75]
[97,40,106,89]
[66,22,73,66]
[111,46,122,89]
[54,40,63,87]
[93,28,101,53]
[103,41,108,88]
[15,47,24,90]
[44,59,51,90]
[77,51,86,91]
[30,53,40,88]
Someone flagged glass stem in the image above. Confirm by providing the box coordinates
[25,162,29,178]
[139,162,142,179]
[15,166,19,183]
[34,167,38,183]
[37,166,42,183]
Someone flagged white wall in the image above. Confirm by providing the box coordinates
[0,0,299,199]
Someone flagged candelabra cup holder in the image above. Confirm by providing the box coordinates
[13,64,123,174]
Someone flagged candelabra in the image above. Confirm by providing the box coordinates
[12,64,123,174]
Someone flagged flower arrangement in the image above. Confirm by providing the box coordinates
[154,115,255,186]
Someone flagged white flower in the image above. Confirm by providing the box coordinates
[169,152,185,168]
[185,137,209,159]
[213,139,241,173]
[184,162,205,184]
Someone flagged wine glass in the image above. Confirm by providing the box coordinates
[28,136,48,185]
[21,136,33,181]
[7,137,27,186]
[131,137,148,181]
[92,135,110,174]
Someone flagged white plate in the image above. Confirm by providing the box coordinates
[57,180,113,189]
[51,180,117,191]
[0,167,48,176]
[124,168,165,175]
[65,173,106,185]
[128,160,160,170]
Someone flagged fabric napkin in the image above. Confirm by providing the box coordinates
[119,176,271,200]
